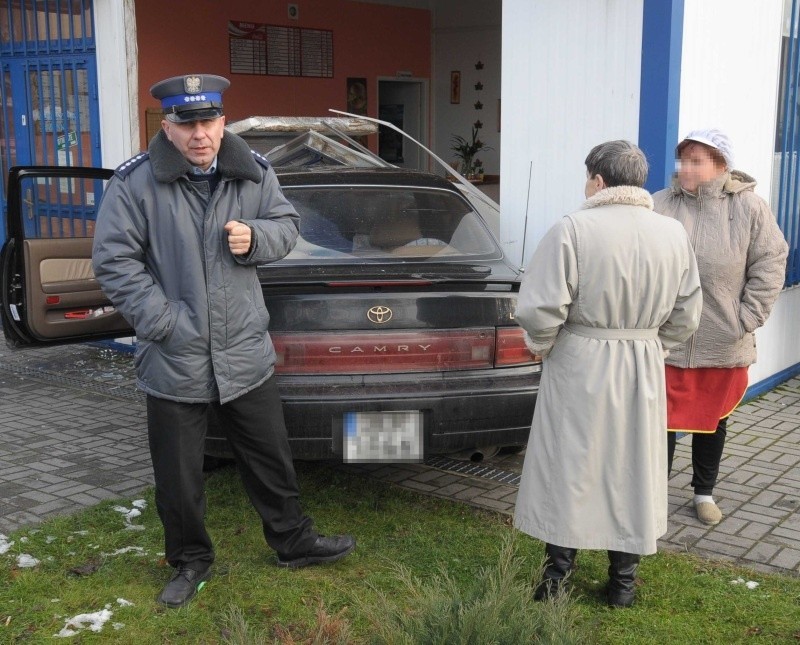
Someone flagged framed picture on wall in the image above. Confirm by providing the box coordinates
[346,77,368,146]
[450,71,461,104]
[346,77,368,115]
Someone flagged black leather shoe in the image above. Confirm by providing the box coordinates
[276,534,356,569]
[156,566,212,608]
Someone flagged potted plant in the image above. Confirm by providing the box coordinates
[450,126,492,181]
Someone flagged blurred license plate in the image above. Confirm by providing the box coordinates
[343,411,423,463]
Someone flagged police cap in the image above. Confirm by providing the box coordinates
[150,74,230,123]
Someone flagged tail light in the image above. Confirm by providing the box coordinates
[494,326,542,367]
[272,329,495,375]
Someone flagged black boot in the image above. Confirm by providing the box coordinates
[607,551,640,608]
[534,543,577,601]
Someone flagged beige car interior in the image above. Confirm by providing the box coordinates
[23,238,130,339]
[362,206,457,257]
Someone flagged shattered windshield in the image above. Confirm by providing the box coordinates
[277,186,501,263]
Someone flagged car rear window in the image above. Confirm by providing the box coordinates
[278,186,501,262]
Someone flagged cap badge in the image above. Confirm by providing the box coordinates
[184,75,202,94]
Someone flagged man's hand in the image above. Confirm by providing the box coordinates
[224,220,252,256]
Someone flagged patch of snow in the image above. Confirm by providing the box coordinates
[55,605,113,638]
[113,623,125,630]
[0,536,13,555]
[113,504,146,530]
[17,554,39,568]
[104,546,146,557]
[125,509,141,520]
[731,577,760,589]
[46,536,57,544]
[116,598,134,607]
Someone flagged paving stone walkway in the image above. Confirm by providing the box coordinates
[0,344,150,532]
[1,342,798,576]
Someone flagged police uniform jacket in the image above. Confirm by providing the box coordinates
[92,129,300,403]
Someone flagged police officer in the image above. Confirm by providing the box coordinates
[92,74,355,609]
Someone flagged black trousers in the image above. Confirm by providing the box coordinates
[147,375,317,570]
[667,416,728,496]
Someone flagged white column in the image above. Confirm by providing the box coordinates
[94,0,139,166]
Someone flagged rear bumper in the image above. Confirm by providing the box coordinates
[206,366,539,460]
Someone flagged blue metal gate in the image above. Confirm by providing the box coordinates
[0,0,101,245]
[776,0,800,287]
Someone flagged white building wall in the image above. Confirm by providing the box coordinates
[679,0,782,202]
[500,0,644,269]
[679,0,796,385]
[753,286,800,384]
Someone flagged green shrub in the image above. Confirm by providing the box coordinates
[362,533,587,645]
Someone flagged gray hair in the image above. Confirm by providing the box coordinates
[584,140,648,188]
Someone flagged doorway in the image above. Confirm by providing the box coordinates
[377,78,428,171]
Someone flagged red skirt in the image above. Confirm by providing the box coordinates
[666,365,748,433]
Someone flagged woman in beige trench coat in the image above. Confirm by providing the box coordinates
[514,140,703,607]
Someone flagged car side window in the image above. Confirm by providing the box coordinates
[16,174,107,240]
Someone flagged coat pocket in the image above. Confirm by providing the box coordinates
[703,296,743,346]
[159,300,202,354]
[731,298,746,340]
[251,280,270,330]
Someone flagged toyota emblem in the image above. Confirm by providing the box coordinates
[367,305,393,324]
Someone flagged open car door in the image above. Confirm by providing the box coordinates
[1,166,132,348]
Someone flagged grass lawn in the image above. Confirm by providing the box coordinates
[1,461,799,643]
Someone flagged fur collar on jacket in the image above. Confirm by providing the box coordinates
[149,129,262,184]
[580,185,654,211]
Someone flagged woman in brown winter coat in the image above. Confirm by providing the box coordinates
[653,129,788,526]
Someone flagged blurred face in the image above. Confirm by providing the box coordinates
[162,116,226,170]
[677,142,726,193]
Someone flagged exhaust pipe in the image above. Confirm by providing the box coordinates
[446,445,500,463]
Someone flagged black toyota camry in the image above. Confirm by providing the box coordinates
[0,117,540,463]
